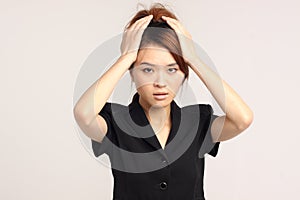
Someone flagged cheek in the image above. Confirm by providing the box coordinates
[167,82,182,94]
[167,74,185,91]
[137,84,151,92]
[131,70,153,88]
[134,77,154,89]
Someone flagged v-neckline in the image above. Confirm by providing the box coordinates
[138,102,173,150]
[128,92,179,151]
[148,115,173,150]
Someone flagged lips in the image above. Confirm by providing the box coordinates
[153,92,169,100]
[153,92,168,95]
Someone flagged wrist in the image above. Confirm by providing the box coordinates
[117,54,136,70]
[119,53,136,64]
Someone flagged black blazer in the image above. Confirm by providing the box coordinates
[91,92,221,200]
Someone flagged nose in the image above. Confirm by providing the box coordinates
[153,70,166,87]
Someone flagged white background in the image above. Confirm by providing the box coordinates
[1,0,299,199]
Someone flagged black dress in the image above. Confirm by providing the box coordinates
[91,92,221,200]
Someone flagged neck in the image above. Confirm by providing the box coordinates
[139,98,171,132]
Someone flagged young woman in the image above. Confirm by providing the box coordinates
[73,3,253,200]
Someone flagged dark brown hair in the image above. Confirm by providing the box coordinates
[126,3,189,80]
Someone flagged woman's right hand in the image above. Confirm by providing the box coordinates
[120,15,153,63]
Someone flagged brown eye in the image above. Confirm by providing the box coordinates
[142,67,154,73]
[168,68,178,73]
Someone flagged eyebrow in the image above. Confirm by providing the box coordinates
[139,62,178,67]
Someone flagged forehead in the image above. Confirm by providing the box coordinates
[135,46,176,66]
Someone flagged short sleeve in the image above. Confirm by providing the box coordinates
[206,112,221,157]
[91,102,116,157]
[198,104,221,158]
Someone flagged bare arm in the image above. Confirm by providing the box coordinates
[189,59,254,142]
[73,15,153,143]
[73,55,134,142]
[161,16,254,142]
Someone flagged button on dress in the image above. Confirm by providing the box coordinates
[91,92,221,200]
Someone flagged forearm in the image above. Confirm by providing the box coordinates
[189,58,253,129]
[73,55,134,125]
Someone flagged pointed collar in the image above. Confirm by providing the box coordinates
[128,92,181,150]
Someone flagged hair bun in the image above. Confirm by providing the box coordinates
[148,19,170,29]
[126,3,177,30]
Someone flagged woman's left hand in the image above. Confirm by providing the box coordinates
[161,16,198,65]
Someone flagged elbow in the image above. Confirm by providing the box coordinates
[73,106,83,124]
[238,110,254,131]
[73,105,91,126]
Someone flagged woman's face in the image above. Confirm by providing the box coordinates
[130,45,185,108]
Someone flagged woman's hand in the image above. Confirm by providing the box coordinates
[120,15,153,63]
[161,16,198,65]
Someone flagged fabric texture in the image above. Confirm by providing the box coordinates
[91,92,221,200]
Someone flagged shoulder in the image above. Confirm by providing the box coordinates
[181,103,213,115]
[99,102,128,114]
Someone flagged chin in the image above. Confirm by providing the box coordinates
[139,92,174,108]
[151,102,168,107]
[151,98,172,108]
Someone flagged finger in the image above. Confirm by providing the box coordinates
[130,16,153,43]
[161,16,178,22]
[132,15,153,31]
[128,17,148,31]
[161,16,180,28]
[161,16,186,31]
[130,15,153,31]
[126,17,148,32]
[129,15,153,39]
[136,15,153,30]
[161,16,190,37]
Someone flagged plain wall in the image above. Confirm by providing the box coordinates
[1,0,299,199]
